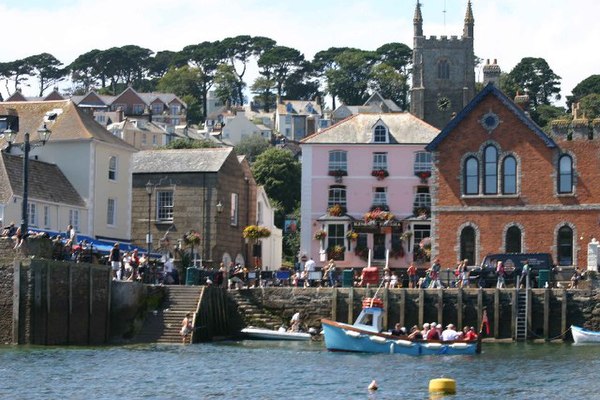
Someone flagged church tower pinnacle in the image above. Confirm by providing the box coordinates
[414,1,423,37]
[463,0,474,38]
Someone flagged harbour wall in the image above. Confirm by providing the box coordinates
[227,287,600,340]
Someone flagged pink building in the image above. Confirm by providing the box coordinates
[299,113,439,270]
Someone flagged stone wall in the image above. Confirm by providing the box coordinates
[225,287,597,341]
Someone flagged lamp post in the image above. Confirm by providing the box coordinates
[145,181,154,255]
[4,125,52,236]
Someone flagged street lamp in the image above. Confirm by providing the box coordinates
[4,125,52,236]
[216,200,223,214]
[145,181,154,255]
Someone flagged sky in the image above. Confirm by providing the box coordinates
[1,0,598,108]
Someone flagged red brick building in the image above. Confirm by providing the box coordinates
[426,83,600,270]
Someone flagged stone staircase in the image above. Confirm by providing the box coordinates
[229,290,283,330]
[136,285,202,344]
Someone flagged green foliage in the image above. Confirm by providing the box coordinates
[251,148,301,216]
[502,57,561,107]
[157,66,203,100]
[568,75,600,108]
[25,53,66,97]
[258,45,305,99]
[326,49,376,105]
[235,134,270,163]
[214,64,244,106]
[579,94,600,119]
[534,104,568,132]
[250,76,276,112]
[163,138,219,149]
[369,63,408,110]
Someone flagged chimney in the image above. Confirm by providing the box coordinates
[514,91,530,112]
[483,59,501,86]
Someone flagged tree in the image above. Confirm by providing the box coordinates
[369,63,408,109]
[235,134,270,163]
[258,46,304,99]
[157,66,203,99]
[250,76,276,112]
[579,94,600,119]
[214,64,244,106]
[375,42,412,74]
[25,53,67,97]
[252,148,301,216]
[326,49,376,105]
[181,41,224,120]
[502,57,561,108]
[312,47,355,109]
[283,62,322,101]
[533,104,567,132]
[0,59,32,95]
[568,75,600,109]
[220,35,276,105]
[69,49,106,91]
[148,50,182,80]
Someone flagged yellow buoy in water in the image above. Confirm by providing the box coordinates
[429,378,456,395]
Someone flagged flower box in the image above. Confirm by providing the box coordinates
[328,169,348,177]
[314,230,327,240]
[371,169,389,180]
[328,204,345,217]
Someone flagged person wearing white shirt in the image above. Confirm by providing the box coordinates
[441,323,460,341]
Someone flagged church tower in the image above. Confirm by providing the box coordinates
[410,1,476,129]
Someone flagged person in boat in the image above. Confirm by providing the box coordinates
[464,326,478,341]
[441,324,460,341]
[181,313,193,344]
[421,322,430,337]
[426,322,440,340]
[290,312,302,332]
[408,325,423,340]
[390,323,406,336]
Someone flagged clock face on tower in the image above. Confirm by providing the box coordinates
[437,96,451,111]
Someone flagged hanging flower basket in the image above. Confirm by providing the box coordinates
[400,231,413,241]
[328,204,345,217]
[243,225,271,240]
[182,230,201,246]
[371,169,389,180]
[416,171,431,183]
[346,230,358,241]
[314,230,327,240]
[327,245,345,260]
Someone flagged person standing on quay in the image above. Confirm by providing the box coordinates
[407,262,417,288]
[428,258,442,288]
[181,313,193,344]
[109,243,121,280]
[496,261,506,289]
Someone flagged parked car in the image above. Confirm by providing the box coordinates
[468,253,554,288]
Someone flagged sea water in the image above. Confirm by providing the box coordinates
[1,340,598,399]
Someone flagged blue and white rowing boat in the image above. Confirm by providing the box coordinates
[571,325,600,344]
[321,298,480,356]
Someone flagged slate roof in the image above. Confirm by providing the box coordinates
[0,100,137,151]
[0,152,85,206]
[132,147,233,174]
[277,100,322,116]
[301,112,439,144]
[426,83,557,151]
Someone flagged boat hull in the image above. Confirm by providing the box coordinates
[321,319,477,356]
[571,325,600,344]
[241,327,312,341]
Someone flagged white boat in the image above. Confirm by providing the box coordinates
[241,326,312,341]
[571,325,600,344]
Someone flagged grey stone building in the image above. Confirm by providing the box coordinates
[410,0,476,129]
[131,147,256,268]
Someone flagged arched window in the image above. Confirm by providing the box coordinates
[328,185,347,208]
[464,157,479,195]
[483,146,498,194]
[502,156,517,194]
[558,155,573,194]
[557,226,573,266]
[374,125,387,143]
[460,226,476,266]
[437,59,450,80]
[505,226,522,253]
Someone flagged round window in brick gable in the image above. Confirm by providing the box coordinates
[480,111,501,134]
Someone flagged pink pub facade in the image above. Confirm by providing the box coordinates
[299,113,439,271]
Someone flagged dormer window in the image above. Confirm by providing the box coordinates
[373,125,388,143]
[306,103,314,113]
[286,103,294,113]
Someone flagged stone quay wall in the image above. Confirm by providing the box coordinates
[227,287,600,340]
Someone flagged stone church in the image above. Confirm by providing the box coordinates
[410,1,476,129]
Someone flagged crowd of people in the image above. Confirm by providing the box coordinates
[391,321,479,342]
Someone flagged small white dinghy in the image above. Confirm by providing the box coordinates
[571,325,600,344]
[241,326,312,341]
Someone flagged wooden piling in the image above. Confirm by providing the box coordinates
[418,289,424,327]
[511,289,517,339]
[561,288,567,339]
[383,288,389,329]
[348,287,354,324]
[457,288,463,330]
[437,289,443,326]
[494,289,500,339]
[477,288,483,331]
[332,288,338,321]
[543,287,550,340]
[399,289,406,329]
